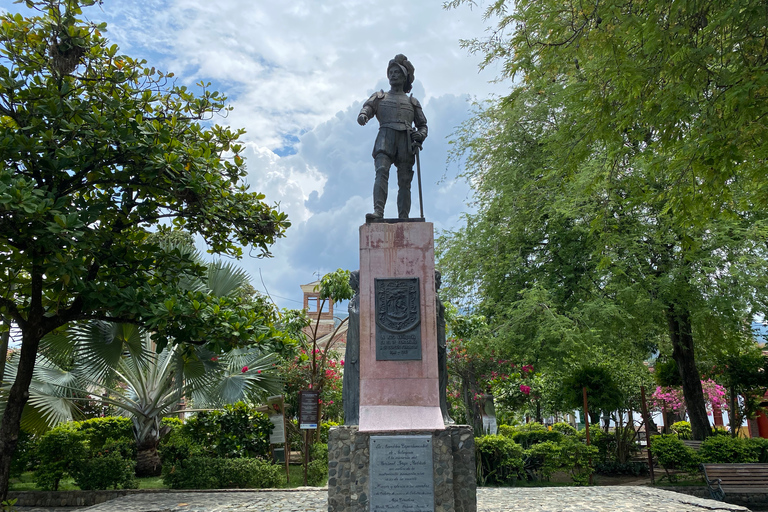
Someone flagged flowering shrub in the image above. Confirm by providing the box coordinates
[446,337,537,427]
[650,379,727,414]
[278,348,342,422]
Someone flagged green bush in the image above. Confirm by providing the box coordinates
[161,417,184,429]
[158,428,205,467]
[521,437,597,485]
[34,424,87,490]
[97,437,137,460]
[501,423,563,449]
[184,402,273,459]
[551,422,578,436]
[524,441,562,481]
[699,435,757,463]
[73,451,137,490]
[32,418,138,491]
[319,421,339,444]
[220,458,285,489]
[671,421,692,440]
[307,442,328,486]
[10,430,37,479]
[649,435,700,480]
[75,416,133,451]
[475,435,524,485]
[307,459,328,486]
[497,424,516,438]
[161,456,284,489]
[477,432,598,486]
[748,437,768,463]
[558,438,598,486]
[311,442,328,462]
[586,429,613,463]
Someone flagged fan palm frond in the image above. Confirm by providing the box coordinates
[70,321,150,383]
[191,348,282,408]
[206,260,250,297]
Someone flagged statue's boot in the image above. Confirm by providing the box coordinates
[397,171,413,219]
[366,167,388,220]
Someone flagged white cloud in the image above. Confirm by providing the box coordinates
[9,0,502,309]
[88,1,504,148]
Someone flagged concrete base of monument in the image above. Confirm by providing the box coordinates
[358,405,444,432]
[327,425,476,512]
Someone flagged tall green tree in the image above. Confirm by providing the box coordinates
[0,0,289,497]
[444,0,768,440]
[438,81,767,441]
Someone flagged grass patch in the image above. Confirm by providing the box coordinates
[279,463,327,488]
[9,472,78,491]
[9,472,167,491]
[10,463,324,491]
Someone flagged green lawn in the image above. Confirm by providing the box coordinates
[10,473,167,491]
[283,463,327,488]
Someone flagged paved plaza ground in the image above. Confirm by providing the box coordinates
[14,486,754,512]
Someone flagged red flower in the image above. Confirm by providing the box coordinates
[257,370,262,374]
[210,356,219,362]
[242,366,249,373]
[520,385,531,395]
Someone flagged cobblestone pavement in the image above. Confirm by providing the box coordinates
[16,486,751,512]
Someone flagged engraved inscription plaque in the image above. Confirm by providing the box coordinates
[375,278,421,360]
[370,435,434,512]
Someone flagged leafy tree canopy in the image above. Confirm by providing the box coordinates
[0,0,289,351]
[0,0,289,497]
[448,0,768,226]
[440,0,768,440]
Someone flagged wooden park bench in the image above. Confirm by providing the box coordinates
[701,463,768,501]
[681,439,702,450]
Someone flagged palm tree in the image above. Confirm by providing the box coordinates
[3,321,282,476]
[1,255,284,476]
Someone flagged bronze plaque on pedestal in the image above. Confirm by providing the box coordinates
[375,277,421,360]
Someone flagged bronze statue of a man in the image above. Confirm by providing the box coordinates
[358,54,428,220]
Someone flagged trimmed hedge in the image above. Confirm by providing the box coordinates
[34,424,87,491]
[161,456,285,489]
[500,423,563,448]
[182,402,273,459]
[651,433,768,475]
[73,451,137,490]
[649,434,700,476]
[75,417,133,452]
[475,434,524,485]
[33,419,137,491]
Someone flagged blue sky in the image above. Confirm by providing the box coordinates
[1,0,507,312]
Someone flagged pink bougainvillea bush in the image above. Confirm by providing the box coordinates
[650,379,728,414]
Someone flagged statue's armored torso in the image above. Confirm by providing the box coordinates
[375,91,415,132]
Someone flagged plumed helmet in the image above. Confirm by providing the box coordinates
[388,54,415,93]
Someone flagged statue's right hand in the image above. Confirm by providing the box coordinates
[357,113,368,126]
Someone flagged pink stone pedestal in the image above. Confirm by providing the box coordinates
[358,221,444,432]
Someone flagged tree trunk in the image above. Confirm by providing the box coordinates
[0,329,42,500]
[729,387,739,437]
[460,363,483,436]
[135,442,162,477]
[666,305,710,440]
[0,321,10,384]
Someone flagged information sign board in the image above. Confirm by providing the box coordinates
[299,390,319,429]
